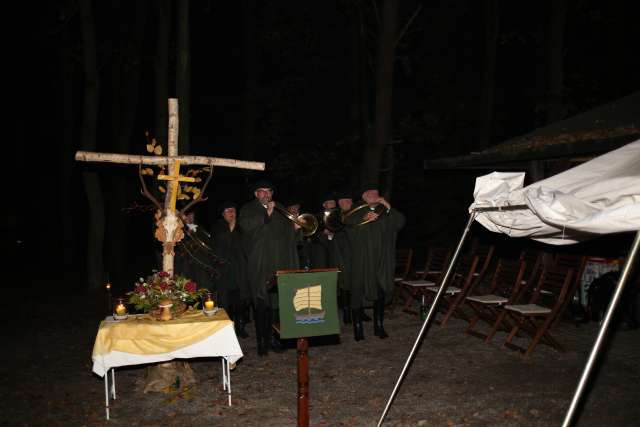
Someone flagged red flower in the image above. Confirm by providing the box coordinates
[158,271,170,278]
[135,284,147,294]
[185,281,197,293]
[159,282,170,291]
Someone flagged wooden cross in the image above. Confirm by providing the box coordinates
[157,160,195,212]
[75,98,265,275]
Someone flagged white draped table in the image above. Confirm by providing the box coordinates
[91,309,243,420]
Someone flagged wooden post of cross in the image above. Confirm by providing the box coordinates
[75,98,265,276]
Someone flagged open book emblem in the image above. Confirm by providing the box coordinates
[293,284,326,324]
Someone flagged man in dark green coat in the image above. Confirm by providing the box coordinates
[239,180,300,356]
[347,184,405,341]
[332,189,355,324]
[212,201,249,338]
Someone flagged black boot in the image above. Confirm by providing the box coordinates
[353,308,365,341]
[255,305,268,356]
[236,319,249,339]
[373,296,389,339]
[231,298,249,339]
[342,291,352,324]
[268,308,285,353]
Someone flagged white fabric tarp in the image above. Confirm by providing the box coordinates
[470,140,640,244]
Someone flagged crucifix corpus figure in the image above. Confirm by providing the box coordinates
[75,98,265,276]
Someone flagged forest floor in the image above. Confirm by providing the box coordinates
[1,291,638,427]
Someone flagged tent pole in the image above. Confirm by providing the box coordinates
[561,230,640,427]
[377,212,477,427]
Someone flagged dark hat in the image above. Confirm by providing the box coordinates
[321,191,336,204]
[359,182,379,196]
[251,179,275,193]
[335,188,353,200]
[282,193,302,208]
[219,201,237,213]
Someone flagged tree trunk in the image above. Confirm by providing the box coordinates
[477,0,499,151]
[362,0,398,188]
[154,0,170,144]
[109,0,149,285]
[79,0,106,289]
[176,0,191,155]
[544,0,568,124]
[355,6,372,190]
[240,0,258,163]
[56,21,77,266]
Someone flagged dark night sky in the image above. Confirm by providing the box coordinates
[8,1,640,287]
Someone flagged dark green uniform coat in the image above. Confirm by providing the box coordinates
[239,199,300,307]
[348,206,405,308]
[330,226,354,291]
[211,220,249,302]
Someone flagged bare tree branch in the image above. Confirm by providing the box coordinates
[395,4,422,47]
[138,163,163,211]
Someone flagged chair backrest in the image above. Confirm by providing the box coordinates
[530,266,575,307]
[520,250,545,288]
[419,247,452,280]
[472,244,495,284]
[489,258,527,301]
[395,248,414,280]
[554,254,586,281]
[452,255,480,289]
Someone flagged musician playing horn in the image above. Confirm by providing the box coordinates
[348,184,405,341]
[239,179,300,356]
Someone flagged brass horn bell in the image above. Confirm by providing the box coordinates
[273,205,319,236]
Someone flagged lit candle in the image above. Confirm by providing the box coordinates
[115,304,126,316]
[204,300,214,310]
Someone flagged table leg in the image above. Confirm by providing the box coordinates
[104,371,110,420]
[221,358,227,391]
[111,368,116,399]
[226,358,232,406]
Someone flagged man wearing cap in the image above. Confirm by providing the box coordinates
[239,180,300,356]
[212,201,250,338]
[332,189,356,325]
[348,184,405,341]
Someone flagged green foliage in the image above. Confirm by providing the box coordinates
[127,270,208,313]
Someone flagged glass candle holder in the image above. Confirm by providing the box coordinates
[203,292,216,314]
[113,297,128,319]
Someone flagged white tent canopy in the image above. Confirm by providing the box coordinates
[379,141,640,427]
[470,140,640,244]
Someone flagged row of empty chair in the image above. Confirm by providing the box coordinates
[394,244,588,357]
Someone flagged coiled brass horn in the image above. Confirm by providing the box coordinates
[323,203,387,231]
[273,204,319,236]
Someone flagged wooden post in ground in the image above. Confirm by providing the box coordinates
[297,337,309,427]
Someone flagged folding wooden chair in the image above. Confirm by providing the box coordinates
[465,258,528,342]
[423,255,480,326]
[390,248,414,309]
[412,246,451,280]
[502,267,575,357]
[400,247,451,315]
[551,253,587,327]
[469,244,495,286]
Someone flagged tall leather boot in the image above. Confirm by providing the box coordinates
[254,305,268,356]
[269,308,285,353]
[342,291,352,324]
[353,308,365,341]
[234,302,249,339]
[373,295,389,339]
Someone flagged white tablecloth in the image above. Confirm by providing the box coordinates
[92,322,243,377]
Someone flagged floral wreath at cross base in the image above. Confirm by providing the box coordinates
[127,271,208,316]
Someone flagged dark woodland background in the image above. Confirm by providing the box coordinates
[7,0,639,294]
